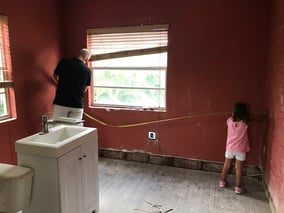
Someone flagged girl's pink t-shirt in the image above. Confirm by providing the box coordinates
[226,117,250,153]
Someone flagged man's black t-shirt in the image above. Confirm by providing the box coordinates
[53,58,91,108]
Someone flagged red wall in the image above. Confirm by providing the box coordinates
[0,0,270,166]
[264,0,284,212]
[0,0,61,164]
[59,0,270,165]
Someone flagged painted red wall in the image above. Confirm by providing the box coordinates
[0,0,271,168]
[0,0,61,164]
[264,0,284,212]
[59,0,270,165]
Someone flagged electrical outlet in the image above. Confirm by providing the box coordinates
[148,131,156,140]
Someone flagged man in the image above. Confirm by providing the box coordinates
[52,48,92,120]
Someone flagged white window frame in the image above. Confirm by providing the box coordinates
[87,24,168,111]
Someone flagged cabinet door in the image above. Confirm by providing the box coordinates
[59,147,83,213]
[81,139,99,212]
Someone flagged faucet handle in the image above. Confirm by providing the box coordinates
[42,112,53,117]
[42,112,49,121]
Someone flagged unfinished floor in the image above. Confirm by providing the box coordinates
[98,157,271,213]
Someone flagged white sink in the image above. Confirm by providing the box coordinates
[30,127,86,144]
[15,125,96,158]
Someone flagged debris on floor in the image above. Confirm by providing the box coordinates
[134,200,173,213]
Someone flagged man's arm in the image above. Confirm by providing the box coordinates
[84,86,89,93]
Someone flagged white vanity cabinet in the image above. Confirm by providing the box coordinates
[59,138,99,213]
[16,126,99,213]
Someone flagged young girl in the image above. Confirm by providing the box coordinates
[219,103,250,194]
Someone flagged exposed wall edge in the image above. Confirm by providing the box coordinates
[98,148,262,180]
[263,182,276,213]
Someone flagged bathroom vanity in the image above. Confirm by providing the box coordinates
[15,125,99,213]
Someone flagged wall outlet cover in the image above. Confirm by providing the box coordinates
[148,131,156,140]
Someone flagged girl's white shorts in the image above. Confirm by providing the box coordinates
[225,151,246,161]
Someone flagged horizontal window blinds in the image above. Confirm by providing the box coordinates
[0,15,13,88]
[87,24,168,61]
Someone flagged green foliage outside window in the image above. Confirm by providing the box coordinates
[0,95,5,116]
[93,68,166,108]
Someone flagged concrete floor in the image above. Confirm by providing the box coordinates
[98,157,271,213]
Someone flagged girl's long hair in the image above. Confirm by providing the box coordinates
[232,102,248,123]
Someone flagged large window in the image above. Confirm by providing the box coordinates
[87,24,168,111]
[0,15,14,120]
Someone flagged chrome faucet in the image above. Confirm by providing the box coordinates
[41,113,50,134]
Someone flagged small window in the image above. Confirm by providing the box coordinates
[87,24,168,111]
[0,15,15,120]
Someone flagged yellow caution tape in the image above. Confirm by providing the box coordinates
[83,111,233,128]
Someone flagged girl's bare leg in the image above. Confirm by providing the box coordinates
[221,158,232,181]
[235,160,243,187]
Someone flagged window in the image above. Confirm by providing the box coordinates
[87,24,168,111]
[0,15,15,120]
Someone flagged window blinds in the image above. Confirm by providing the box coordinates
[87,24,168,61]
[0,15,13,88]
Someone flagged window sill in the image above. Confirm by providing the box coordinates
[89,105,166,112]
[0,117,16,124]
